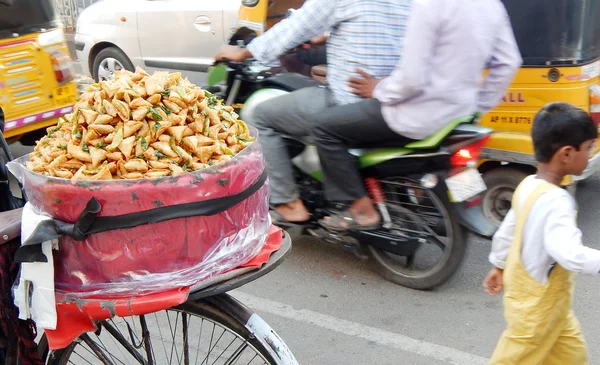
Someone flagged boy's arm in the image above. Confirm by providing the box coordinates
[488,209,516,269]
[544,195,600,274]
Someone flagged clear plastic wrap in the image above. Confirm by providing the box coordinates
[8,140,270,298]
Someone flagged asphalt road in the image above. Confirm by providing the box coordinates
[9,135,600,364]
[230,175,600,365]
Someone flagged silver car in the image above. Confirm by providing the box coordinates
[74,0,240,85]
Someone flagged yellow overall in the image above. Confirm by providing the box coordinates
[489,182,588,365]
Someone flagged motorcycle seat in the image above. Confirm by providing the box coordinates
[349,115,478,158]
[0,208,22,245]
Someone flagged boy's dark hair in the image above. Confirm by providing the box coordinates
[532,102,598,163]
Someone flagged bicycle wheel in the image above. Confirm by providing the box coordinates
[47,295,279,365]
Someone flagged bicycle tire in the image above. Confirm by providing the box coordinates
[46,294,281,365]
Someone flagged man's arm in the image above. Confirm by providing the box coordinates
[246,0,337,66]
[372,0,437,105]
[476,9,522,113]
[489,209,516,269]
[544,195,600,275]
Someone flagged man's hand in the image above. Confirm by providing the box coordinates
[483,267,504,296]
[349,69,380,98]
[310,34,328,46]
[214,45,252,63]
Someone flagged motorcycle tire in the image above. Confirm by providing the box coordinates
[363,178,467,290]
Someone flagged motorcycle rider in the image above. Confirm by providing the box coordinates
[312,0,522,231]
[215,0,413,224]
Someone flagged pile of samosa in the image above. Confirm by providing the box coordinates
[26,67,254,181]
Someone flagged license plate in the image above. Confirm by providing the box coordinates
[52,84,77,107]
[445,168,487,202]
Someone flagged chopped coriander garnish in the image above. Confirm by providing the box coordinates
[141,136,148,151]
[204,91,219,109]
[160,105,173,115]
[149,107,163,121]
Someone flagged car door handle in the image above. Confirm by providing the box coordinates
[194,16,212,32]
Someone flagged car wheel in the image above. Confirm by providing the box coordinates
[482,168,528,229]
[92,47,134,82]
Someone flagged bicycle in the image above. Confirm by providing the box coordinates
[0,115,299,365]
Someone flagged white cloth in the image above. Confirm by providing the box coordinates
[373,0,522,140]
[489,176,600,284]
[13,203,58,330]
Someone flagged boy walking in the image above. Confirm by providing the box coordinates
[483,102,600,364]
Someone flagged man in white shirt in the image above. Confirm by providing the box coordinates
[313,0,522,231]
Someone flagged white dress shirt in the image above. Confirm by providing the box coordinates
[490,176,600,284]
[373,0,522,140]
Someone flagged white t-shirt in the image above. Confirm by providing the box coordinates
[489,176,600,284]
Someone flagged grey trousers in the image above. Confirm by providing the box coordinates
[313,98,414,202]
[249,86,335,205]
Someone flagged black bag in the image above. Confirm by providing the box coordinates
[296,45,327,66]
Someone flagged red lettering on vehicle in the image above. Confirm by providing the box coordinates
[501,92,525,103]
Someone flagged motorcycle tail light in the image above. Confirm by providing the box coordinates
[589,85,600,125]
[50,51,74,84]
[450,135,490,167]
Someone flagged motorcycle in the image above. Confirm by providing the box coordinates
[206,54,496,290]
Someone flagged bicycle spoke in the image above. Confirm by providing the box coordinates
[201,325,218,365]
[245,353,259,365]
[211,337,240,365]
[194,318,205,365]
[53,307,272,365]
[71,348,95,365]
[154,312,170,364]
[80,334,117,365]
[221,341,250,365]
[100,320,147,365]
[93,332,128,365]
[166,311,182,365]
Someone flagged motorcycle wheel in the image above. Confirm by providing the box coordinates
[364,177,466,290]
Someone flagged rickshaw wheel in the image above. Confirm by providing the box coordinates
[482,168,528,228]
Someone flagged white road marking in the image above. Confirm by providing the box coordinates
[232,291,489,365]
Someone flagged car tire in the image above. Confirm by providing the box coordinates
[92,47,134,82]
[482,168,528,230]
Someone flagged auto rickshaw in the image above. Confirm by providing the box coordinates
[238,0,305,35]
[236,0,600,234]
[476,0,600,230]
[0,0,77,144]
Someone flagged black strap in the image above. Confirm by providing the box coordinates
[15,169,267,263]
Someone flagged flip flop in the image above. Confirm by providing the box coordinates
[269,210,310,228]
[319,210,380,233]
